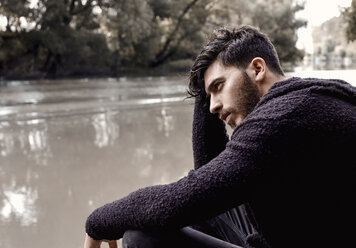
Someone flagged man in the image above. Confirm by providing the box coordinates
[84,26,356,248]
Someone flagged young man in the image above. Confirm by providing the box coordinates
[84,26,356,248]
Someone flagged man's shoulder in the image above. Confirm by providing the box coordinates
[251,76,355,120]
[249,83,308,122]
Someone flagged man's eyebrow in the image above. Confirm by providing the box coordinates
[206,77,224,95]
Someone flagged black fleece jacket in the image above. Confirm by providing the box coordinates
[86,77,356,247]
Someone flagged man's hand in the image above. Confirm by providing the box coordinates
[84,233,117,248]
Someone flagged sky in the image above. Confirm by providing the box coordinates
[296,0,353,53]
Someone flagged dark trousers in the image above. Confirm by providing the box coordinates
[122,206,255,248]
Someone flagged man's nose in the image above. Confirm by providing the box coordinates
[209,95,222,114]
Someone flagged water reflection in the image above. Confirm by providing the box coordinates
[0,76,194,248]
[21,119,52,166]
[0,122,14,157]
[0,119,52,166]
[92,111,120,148]
[134,144,154,178]
[156,107,173,137]
[1,184,38,226]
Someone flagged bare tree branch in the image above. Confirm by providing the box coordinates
[150,0,200,67]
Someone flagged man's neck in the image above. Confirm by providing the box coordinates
[260,74,287,96]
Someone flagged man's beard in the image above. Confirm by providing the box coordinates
[237,72,261,120]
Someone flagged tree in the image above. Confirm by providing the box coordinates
[254,0,306,66]
[147,0,211,67]
[99,0,156,71]
[0,0,308,78]
[0,0,31,32]
[101,0,214,72]
[207,0,306,69]
[0,0,112,78]
[343,0,356,42]
[31,0,105,76]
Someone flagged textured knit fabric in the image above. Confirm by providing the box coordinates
[86,77,356,247]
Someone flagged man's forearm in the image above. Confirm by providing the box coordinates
[192,98,229,169]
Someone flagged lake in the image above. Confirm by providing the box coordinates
[0,70,355,248]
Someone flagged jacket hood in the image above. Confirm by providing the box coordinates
[257,77,356,108]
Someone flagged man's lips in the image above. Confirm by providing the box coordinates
[219,112,230,122]
[226,114,232,125]
[219,112,237,128]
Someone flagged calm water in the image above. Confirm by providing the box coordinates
[0,71,355,248]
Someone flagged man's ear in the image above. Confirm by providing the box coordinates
[246,57,266,83]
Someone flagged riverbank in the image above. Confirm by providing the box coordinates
[0,59,194,82]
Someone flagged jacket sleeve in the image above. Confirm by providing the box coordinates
[192,98,229,169]
[85,117,284,241]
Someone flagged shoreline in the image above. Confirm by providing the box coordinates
[1,67,356,82]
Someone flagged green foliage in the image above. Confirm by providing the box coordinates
[102,0,212,71]
[206,0,306,69]
[252,0,306,66]
[147,0,212,67]
[0,0,111,78]
[37,0,101,31]
[102,0,157,67]
[343,0,356,42]
[0,32,27,67]
[0,0,308,78]
[24,28,111,75]
[0,0,32,31]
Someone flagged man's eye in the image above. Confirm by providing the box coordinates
[214,82,223,90]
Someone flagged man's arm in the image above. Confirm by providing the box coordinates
[192,98,229,169]
[85,115,284,241]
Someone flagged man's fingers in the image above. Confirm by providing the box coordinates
[108,240,118,248]
[84,233,102,248]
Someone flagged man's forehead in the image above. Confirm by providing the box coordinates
[204,60,225,87]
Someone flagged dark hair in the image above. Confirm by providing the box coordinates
[188,25,284,103]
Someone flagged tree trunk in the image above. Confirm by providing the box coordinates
[149,0,200,67]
